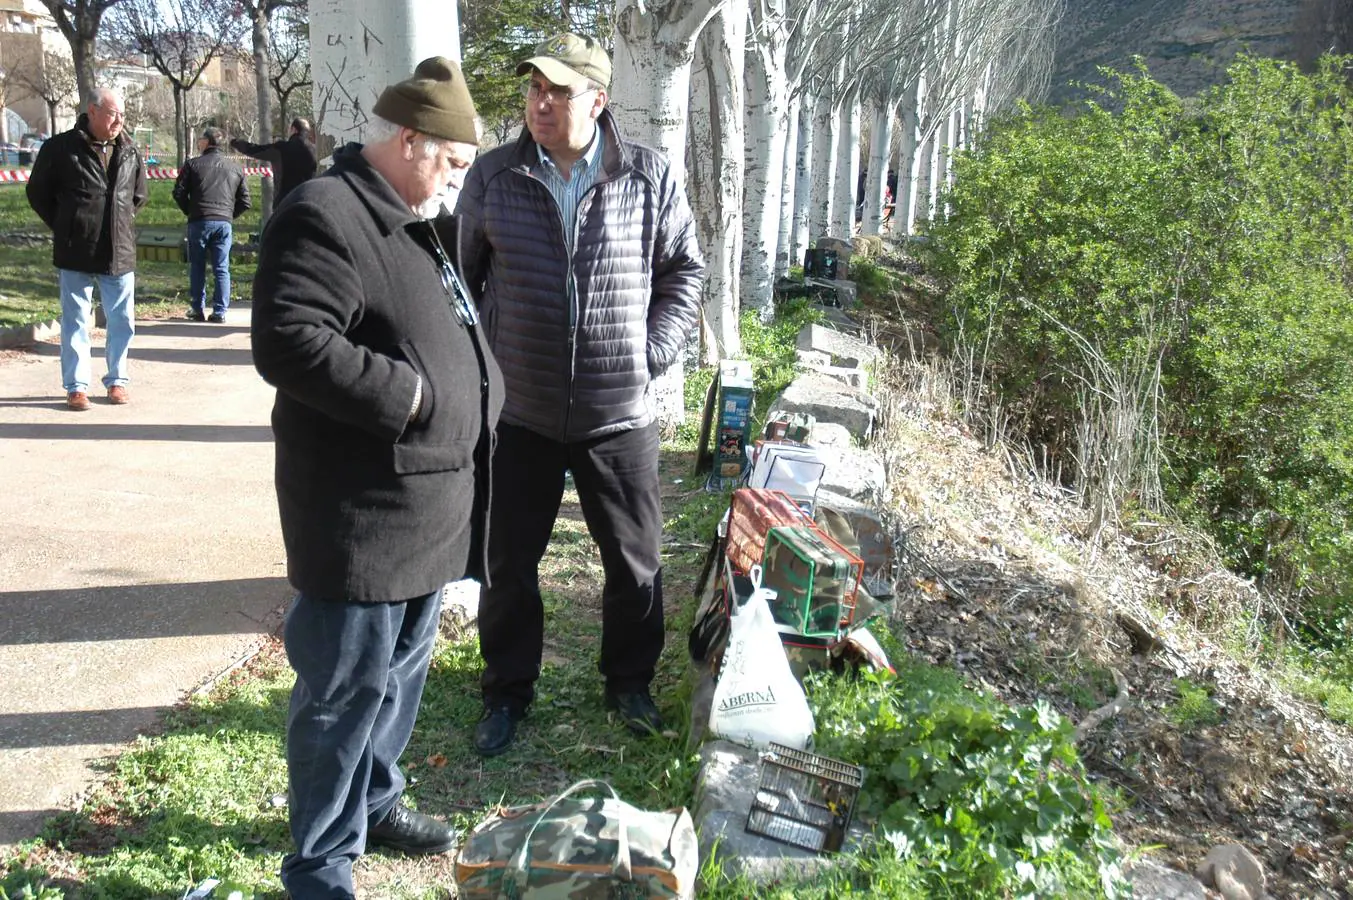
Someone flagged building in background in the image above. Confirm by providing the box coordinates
[0,0,75,143]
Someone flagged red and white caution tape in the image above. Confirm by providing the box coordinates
[0,165,274,184]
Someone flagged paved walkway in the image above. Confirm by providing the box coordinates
[0,307,290,849]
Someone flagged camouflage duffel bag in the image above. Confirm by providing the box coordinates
[454,779,698,899]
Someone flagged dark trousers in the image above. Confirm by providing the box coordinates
[478,422,665,710]
[280,590,440,900]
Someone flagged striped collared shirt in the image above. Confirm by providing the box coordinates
[535,123,604,258]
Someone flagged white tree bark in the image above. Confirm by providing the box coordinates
[611,0,727,185]
[310,0,460,146]
[687,4,745,357]
[775,91,801,278]
[611,0,728,425]
[789,94,815,262]
[832,86,861,239]
[860,96,893,234]
[897,77,920,235]
[741,0,790,317]
[808,89,837,240]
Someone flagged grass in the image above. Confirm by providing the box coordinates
[0,299,1127,899]
[0,179,266,328]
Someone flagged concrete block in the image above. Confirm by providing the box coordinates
[795,323,879,368]
[693,740,865,885]
[0,319,59,350]
[771,372,877,442]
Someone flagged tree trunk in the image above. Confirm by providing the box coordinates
[174,87,187,166]
[688,6,744,358]
[898,77,920,235]
[610,0,728,427]
[832,87,860,239]
[775,91,800,278]
[610,0,726,186]
[861,95,893,234]
[741,0,788,316]
[789,94,814,267]
[72,38,95,108]
[47,99,59,136]
[251,4,276,220]
[809,90,837,241]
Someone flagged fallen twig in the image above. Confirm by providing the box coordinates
[1074,667,1130,743]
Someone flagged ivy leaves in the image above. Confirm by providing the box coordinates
[809,667,1126,898]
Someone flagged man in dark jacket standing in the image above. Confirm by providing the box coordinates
[173,127,250,323]
[251,58,502,900]
[231,117,317,204]
[26,87,147,410]
[458,33,704,756]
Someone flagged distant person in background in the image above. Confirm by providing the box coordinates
[174,127,250,323]
[25,87,147,410]
[231,118,318,205]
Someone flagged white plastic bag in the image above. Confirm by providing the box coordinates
[708,568,815,750]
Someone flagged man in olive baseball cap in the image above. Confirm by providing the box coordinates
[515,32,612,89]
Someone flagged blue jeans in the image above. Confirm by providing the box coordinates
[58,268,134,393]
[188,220,233,315]
[280,590,441,900]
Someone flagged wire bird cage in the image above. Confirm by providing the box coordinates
[745,743,863,854]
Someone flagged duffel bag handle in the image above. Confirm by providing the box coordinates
[506,778,633,893]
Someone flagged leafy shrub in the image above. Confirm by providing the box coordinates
[928,53,1353,616]
[808,665,1125,899]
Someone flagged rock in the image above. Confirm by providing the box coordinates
[795,349,835,369]
[1195,844,1266,900]
[804,363,866,390]
[1126,859,1208,899]
[851,235,884,259]
[805,442,887,505]
[692,741,865,885]
[795,323,879,368]
[829,280,857,307]
[812,488,896,594]
[770,371,878,443]
[438,578,479,640]
[803,422,854,449]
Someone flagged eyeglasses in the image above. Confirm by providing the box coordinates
[427,225,479,327]
[521,81,596,107]
[96,105,125,121]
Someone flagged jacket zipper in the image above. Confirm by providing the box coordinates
[511,148,621,442]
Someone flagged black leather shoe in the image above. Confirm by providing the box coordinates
[207,312,226,323]
[605,689,663,735]
[474,704,523,757]
[186,308,205,321]
[367,803,456,855]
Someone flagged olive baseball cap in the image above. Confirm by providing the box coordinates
[516,33,612,89]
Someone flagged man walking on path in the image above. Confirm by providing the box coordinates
[231,118,318,205]
[174,127,251,323]
[25,87,147,410]
[252,58,502,900]
[457,33,704,756]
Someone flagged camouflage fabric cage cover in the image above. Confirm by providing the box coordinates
[454,779,698,899]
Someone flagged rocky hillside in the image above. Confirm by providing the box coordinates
[1051,0,1303,101]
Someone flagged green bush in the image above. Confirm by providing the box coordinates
[928,53,1353,615]
[809,665,1125,899]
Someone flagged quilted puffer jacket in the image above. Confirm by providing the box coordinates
[457,110,704,443]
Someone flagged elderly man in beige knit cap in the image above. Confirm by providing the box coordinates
[251,57,504,900]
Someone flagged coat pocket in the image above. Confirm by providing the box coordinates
[393,437,476,474]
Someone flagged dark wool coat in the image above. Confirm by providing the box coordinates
[251,144,504,604]
[456,110,704,444]
[26,115,147,276]
[231,133,318,203]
